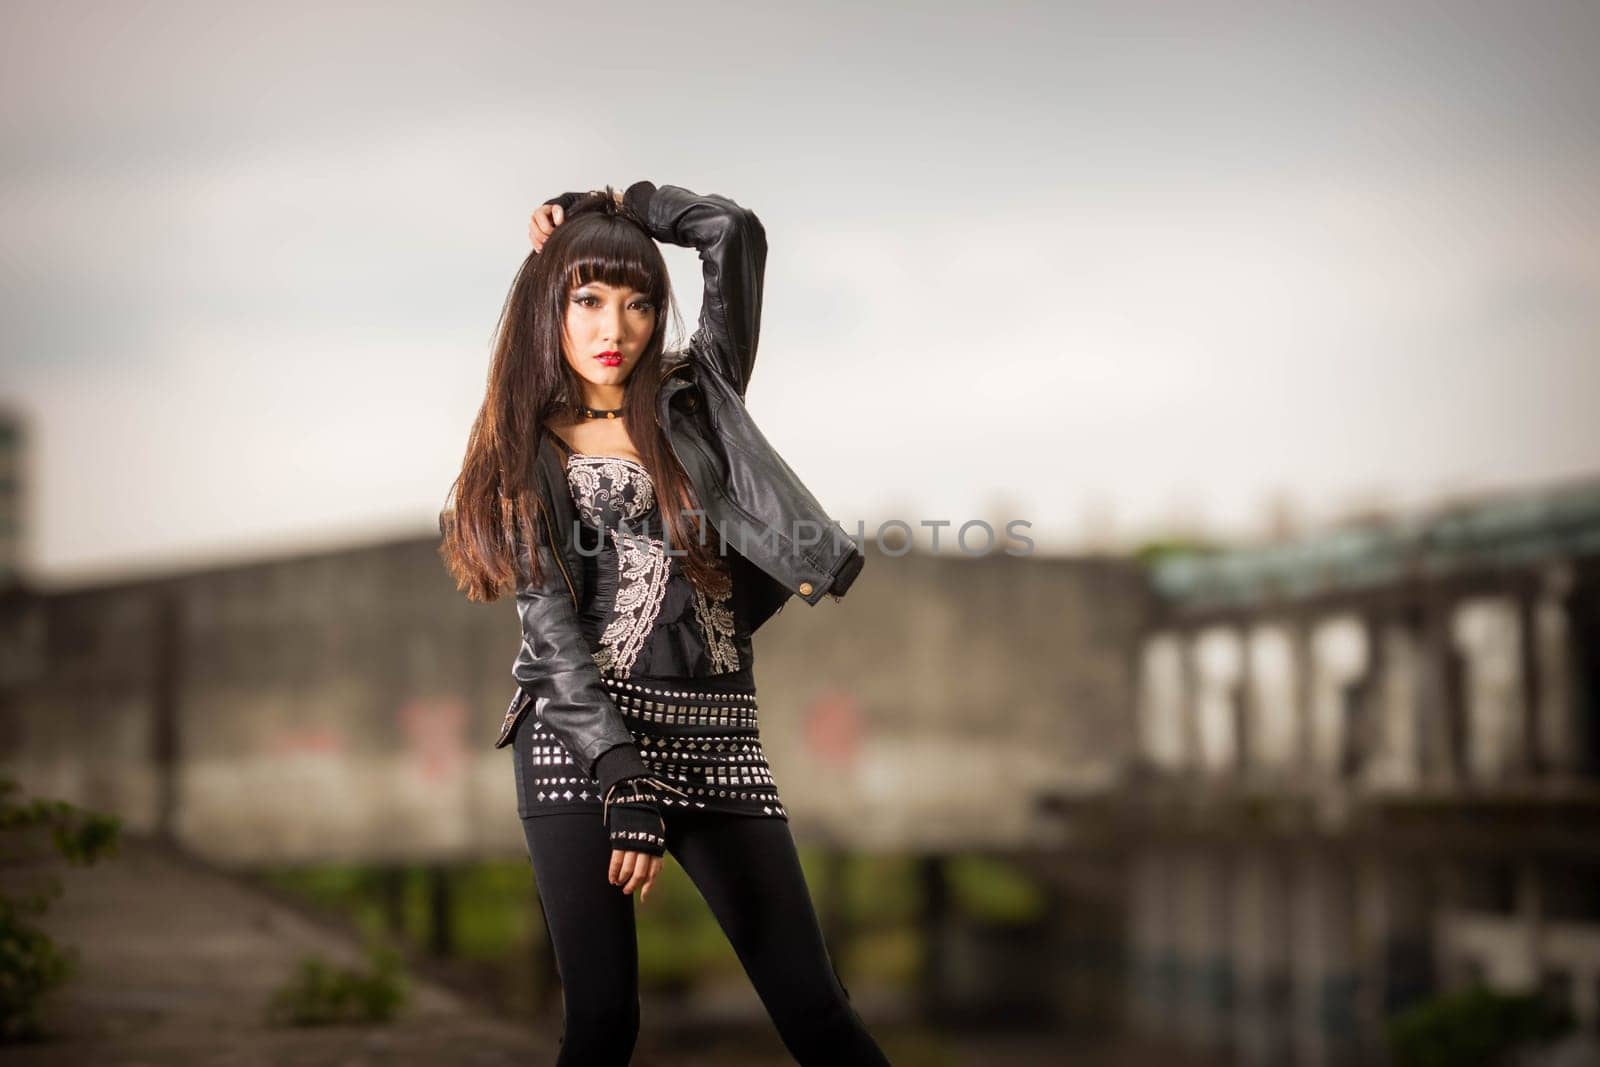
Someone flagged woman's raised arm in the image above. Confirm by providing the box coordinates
[622,182,768,398]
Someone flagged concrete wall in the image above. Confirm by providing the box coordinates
[0,535,1150,866]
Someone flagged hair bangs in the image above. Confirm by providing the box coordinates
[561,218,667,303]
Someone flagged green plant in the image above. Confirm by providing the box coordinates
[0,775,122,1043]
[1385,985,1574,1067]
[946,855,1047,926]
[265,938,409,1026]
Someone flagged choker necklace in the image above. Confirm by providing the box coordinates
[578,404,625,420]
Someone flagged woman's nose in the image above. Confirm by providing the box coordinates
[601,303,628,339]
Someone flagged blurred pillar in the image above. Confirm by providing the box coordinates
[1417,596,1463,786]
[1179,628,1202,783]
[380,866,407,936]
[1350,614,1384,782]
[1452,596,1527,783]
[916,853,949,1018]
[1517,584,1543,777]
[1369,620,1423,790]
[427,863,454,957]
[1571,574,1600,775]
[1290,619,1315,783]
[1534,564,1579,777]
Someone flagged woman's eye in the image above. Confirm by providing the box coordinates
[570,293,652,311]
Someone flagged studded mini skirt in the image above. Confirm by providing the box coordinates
[511,665,790,822]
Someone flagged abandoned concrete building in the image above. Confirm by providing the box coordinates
[1090,479,1600,1065]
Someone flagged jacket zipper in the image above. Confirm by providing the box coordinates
[656,360,694,430]
[538,494,580,609]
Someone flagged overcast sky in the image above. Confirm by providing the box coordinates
[3,0,1598,587]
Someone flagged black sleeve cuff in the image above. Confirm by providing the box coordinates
[543,190,585,212]
[622,181,658,229]
[606,800,666,856]
[593,742,649,796]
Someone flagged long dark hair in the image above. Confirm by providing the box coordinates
[439,188,730,602]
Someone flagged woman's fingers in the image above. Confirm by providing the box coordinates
[621,852,651,896]
[638,856,663,902]
[609,847,632,886]
[623,854,662,899]
[536,204,561,235]
[528,203,564,252]
[606,849,664,899]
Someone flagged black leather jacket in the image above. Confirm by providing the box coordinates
[491,182,866,773]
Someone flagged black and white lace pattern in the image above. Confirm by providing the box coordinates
[568,455,671,678]
[567,454,654,527]
[566,453,741,679]
[593,525,672,678]
[691,587,741,674]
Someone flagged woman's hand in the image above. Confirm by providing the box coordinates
[529,188,628,252]
[609,847,664,902]
[528,201,564,253]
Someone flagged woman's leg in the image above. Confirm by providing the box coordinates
[522,812,641,1067]
[669,812,893,1066]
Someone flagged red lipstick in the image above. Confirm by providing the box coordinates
[596,350,622,367]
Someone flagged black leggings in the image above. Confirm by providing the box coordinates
[521,808,892,1066]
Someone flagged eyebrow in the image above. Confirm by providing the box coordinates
[573,283,651,297]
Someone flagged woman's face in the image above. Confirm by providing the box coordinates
[561,278,658,393]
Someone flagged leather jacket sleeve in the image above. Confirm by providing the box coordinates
[622,181,767,399]
[511,526,648,790]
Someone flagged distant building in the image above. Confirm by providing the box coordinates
[1052,477,1600,1065]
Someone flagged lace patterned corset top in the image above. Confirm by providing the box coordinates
[568,453,657,529]
[561,446,752,680]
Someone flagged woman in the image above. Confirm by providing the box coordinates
[439,181,889,1065]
